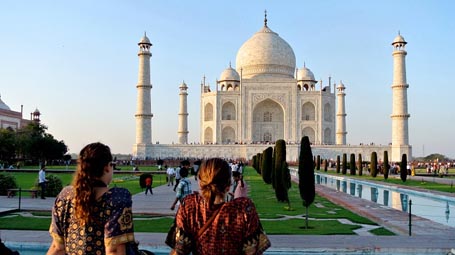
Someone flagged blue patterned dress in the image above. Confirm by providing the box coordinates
[49,186,136,255]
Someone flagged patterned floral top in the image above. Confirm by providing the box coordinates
[167,194,271,255]
[49,186,136,255]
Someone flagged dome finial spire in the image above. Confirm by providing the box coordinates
[264,10,268,27]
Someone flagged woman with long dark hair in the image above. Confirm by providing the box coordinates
[47,142,136,255]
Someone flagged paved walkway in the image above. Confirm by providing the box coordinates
[1,175,455,254]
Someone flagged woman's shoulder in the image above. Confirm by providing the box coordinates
[228,197,256,210]
[109,187,132,197]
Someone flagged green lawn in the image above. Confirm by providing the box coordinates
[1,167,395,235]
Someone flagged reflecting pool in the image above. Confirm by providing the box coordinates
[315,173,455,227]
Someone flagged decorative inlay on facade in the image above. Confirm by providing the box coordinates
[252,93,286,106]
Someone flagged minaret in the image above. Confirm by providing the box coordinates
[391,32,411,161]
[336,81,347,145]
[178,81,189,144]
[133,33,153,159]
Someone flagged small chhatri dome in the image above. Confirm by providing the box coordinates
[33,108,41,114]
[392,32,407,45]
[337,80,345,89]
[179,80,188,89]
[0,94,11,110]
[297,65,315,81]
[236,13,296,78]
[219,63,240,81]
[138,32,152,45]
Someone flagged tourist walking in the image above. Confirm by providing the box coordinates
[38,164,47,199]
[145,175,153,195]
[170,167,192,211]
[167,166,175,186]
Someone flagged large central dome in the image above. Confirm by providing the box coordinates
[236,24,296,78]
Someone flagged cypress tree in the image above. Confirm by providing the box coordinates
[383,151,390,180]
[324,159,328,172]
[261,147,273,184]
[271,147,277,189]
[336,155,340,174]
[256,152,262,174]
[370,152,378,177]
[400,154,407,182]
[298,136,315,229]
[342,153,347,175]
[273,139,288,202]
[316,155,321,170]
[358,153,363,176]
[252,155,257,171]
[350,153,356,175]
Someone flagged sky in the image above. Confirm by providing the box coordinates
[1,1,454,158]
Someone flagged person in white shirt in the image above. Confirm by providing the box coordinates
[38,164,48,199]
[167,167,175,186]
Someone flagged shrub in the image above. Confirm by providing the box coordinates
[273,139,288,202]
[37,174,63,197]
[0,173,18,195]
[140,173,153,188]
[342,153,347,175]
[400,154,407,182]
[261,147,273,184]
[383,151,390,180]
[358,154,363,176]
[336,155,340,173]
[370,152,378,177]
[350,153,356,175]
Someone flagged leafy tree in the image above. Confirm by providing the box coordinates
[298,136,315,229]
[400,154,407,182]
[15,122,67,163]
[0,127,16,163]
[336,155,340,173]
[370,152,378,177]
[342,153,347,175]
[358,153,363,176]
[261,147,273,184]
[349,153,356,175]
[383,151,390,180]
[423,153,450,162]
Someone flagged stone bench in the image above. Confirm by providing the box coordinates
[7,188,39,198]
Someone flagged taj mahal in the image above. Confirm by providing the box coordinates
[131,13,412,162]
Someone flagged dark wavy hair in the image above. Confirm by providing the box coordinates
[198,158,231,208]
[72,142,112,223]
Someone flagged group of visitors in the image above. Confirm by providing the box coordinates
[45,142,270,255]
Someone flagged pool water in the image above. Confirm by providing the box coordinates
[315,173,455,227]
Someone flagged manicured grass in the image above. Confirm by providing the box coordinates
[6,172,168,195]
[1,167,394,235]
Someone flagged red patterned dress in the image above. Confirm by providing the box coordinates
[166,194,271,255]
